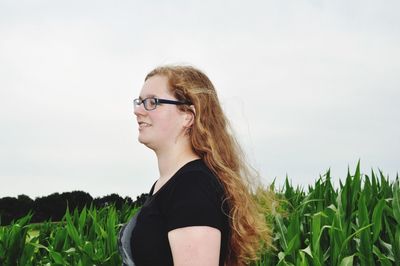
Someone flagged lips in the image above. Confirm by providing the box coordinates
[138,121,151,130]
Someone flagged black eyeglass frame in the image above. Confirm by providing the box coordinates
[133,97,192,111]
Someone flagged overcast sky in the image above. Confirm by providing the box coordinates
[1,0,399,199]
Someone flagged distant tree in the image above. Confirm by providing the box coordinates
[123,196,134,205]
[32,193,65,223]
[0,195,34,225]
[16,194,33,217]
[31,191,93,223]
[133,193,149,207]
[0,197,16,225]
[94,193,125,209]
[17,194,33,205]
[61,191,93,211]
[0,191,143,225]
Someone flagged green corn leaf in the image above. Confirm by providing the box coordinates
[358,192,374,265]
[106,207,117,255]
[296,199,324,213]
[297,250,309,266]
[53,228,67,252]
[341,171,350,220]
[285,211,300,254]
[339,223,374,260]
[275,214,288,251]
[29,242,50,251]
[339,255,354,266]
[276,251,295,266]
[7,218,31,266]
[373,245,393,266]
[82,241,94,257]
[378,238,394,261]
[394,228,400,265]
[311,211,327,265]
[383,215,395,251]
[65,208,82,246]
[371,170,378,196]
[364,175,372,207]
[371,199,386,243]
[351,163,361,219]
[78,206,87,234]
[330,212,344,265]
[311,212,321,251]
[49,250,67,265]
[19,240,36,266]
[300,245,313,259]
[65,247,76,254]
[285,236,299,255]
[393,180,400,225]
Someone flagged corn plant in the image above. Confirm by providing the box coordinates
[257,162,400,265]
[0,203,138,265]
[0,213,32,266]
[0,163,398,265]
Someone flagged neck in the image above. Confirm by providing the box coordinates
[154,138,200,181]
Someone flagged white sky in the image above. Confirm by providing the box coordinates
[1,0,399,199]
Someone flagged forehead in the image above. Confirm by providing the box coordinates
[139,75,172,98]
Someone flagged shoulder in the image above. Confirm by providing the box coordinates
[176,159,222,186]
[154,159,227,218]
[157,160,227,229]
[170,161,224,199]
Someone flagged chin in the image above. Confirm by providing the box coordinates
[138,137,155,150]
[138,136,147,145]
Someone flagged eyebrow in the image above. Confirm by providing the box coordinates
[138,94,157,100]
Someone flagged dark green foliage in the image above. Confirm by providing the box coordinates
[0,191,138,226]
[258,162,399,265]
[1,163,398,265]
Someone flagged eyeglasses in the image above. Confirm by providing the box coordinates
[133,97,192,111]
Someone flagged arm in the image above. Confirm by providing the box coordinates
[168,226,221,266]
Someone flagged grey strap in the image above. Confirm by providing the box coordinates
[118,210,141,266]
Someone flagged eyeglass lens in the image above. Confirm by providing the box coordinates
[144,98,157,110]
[134,98,157,111]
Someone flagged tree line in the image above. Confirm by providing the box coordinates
[0,191,148,226]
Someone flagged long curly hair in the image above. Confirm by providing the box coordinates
[145,65,273,265]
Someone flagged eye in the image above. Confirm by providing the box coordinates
[146,98,157,109]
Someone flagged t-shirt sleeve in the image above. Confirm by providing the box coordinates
[165,170,224,232]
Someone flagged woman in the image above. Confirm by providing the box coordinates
[118,65,272,266]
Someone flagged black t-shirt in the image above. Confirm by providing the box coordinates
[127,159,230,266]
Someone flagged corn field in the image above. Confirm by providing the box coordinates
[1,163,399,265]
[0,204,139,266]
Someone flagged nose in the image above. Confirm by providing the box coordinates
[134,103,147,116]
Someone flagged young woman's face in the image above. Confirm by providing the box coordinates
[134,75,190,151]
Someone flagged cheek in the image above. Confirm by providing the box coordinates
[152,111,184,133]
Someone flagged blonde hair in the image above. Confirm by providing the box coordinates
[145,65,273,265]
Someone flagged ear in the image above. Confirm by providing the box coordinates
[183,105,196,128]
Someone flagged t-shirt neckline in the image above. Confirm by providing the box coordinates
[149,158,202,197]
